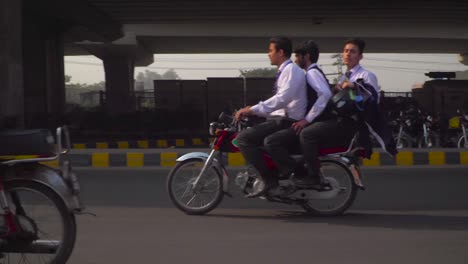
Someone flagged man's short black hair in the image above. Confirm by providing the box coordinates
[269,36,292,58]
[294,40,319,64]
[345,38,366,54]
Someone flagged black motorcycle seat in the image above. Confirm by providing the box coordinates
[0,129,55,156]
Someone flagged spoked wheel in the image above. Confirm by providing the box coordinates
[302,160,358,216]
[0,180,77,264]
[457,135,467,148]
[167,158,224,215]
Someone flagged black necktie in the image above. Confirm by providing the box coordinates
[345,71,352,80]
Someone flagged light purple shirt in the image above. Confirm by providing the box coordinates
[250,59,307,120]
[339,64,379,101]
[305,64,332,123]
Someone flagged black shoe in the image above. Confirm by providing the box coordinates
[245,180,279,198]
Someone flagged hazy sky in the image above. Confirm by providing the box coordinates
[65,53,468,92]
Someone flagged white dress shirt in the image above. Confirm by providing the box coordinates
[250,59,307,121]
[304,64,332,123]
[339,64,379,101]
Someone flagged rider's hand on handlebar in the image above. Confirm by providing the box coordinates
[235,106,252,121]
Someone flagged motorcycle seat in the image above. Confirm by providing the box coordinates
[0,129,55,157]
[318,147,349,156]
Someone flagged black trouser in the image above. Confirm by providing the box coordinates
[236,117,295,183]
[300,116,357,178]
[263,126,299,177]
[264,112,334,177]
[264,115,357,179]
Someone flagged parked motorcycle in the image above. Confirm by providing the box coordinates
[393,108,439,148]
[450,110,468,148]
[167,113,365,216]
[0,126,83,264]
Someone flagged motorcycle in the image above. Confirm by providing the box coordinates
[167,113,365,216]
[0,126,83,264]
[393,108,439,149]
[448,109,468,148]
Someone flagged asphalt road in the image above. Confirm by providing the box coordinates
[75,166,468,210]
[63,166,468,264]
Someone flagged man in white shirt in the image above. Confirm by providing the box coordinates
[235,36,307,197]
[337,38,379,101]
[336,38,396,158]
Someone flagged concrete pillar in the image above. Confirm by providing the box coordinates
[0,0,24,128]
[103,54,136,113]
[45,35,66,125]
[22,15,65,128]
[22,17,47,128]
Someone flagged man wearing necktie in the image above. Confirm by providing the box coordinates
[336,38,397,158]
[235,36,307,198]
[337,38,379,99]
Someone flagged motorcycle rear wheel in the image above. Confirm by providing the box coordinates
[301,160,358,216]
[167,158,224,215]
[0,180,77,264]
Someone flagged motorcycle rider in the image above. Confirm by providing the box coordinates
[235,36,307,198]
[337,38,397,158]
[337,38,379,99]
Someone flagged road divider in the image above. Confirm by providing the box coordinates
[55,149,468,168]
[4,149,463,168]
[72,138,209,149]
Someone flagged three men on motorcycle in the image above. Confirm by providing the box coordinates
[236,37,385,198]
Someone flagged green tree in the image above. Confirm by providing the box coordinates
[161,69,180,80]
[330,53,344,84]
[65,77,105,106]
[239,68,276,78]
[136,69,181,90]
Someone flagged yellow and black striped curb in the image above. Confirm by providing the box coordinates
[72,138,211,149]
[3,150,468,168]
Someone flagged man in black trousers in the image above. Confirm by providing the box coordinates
[235,36,307,197]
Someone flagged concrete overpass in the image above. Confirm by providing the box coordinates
[2,0,468,128]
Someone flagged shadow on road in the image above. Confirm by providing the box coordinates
[205,210,468,231]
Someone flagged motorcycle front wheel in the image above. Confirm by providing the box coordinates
[418,132,439,148]
[0,180,77,264]
[394,135,412,149]
[302,160,358,216]
[167,158,224,215]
